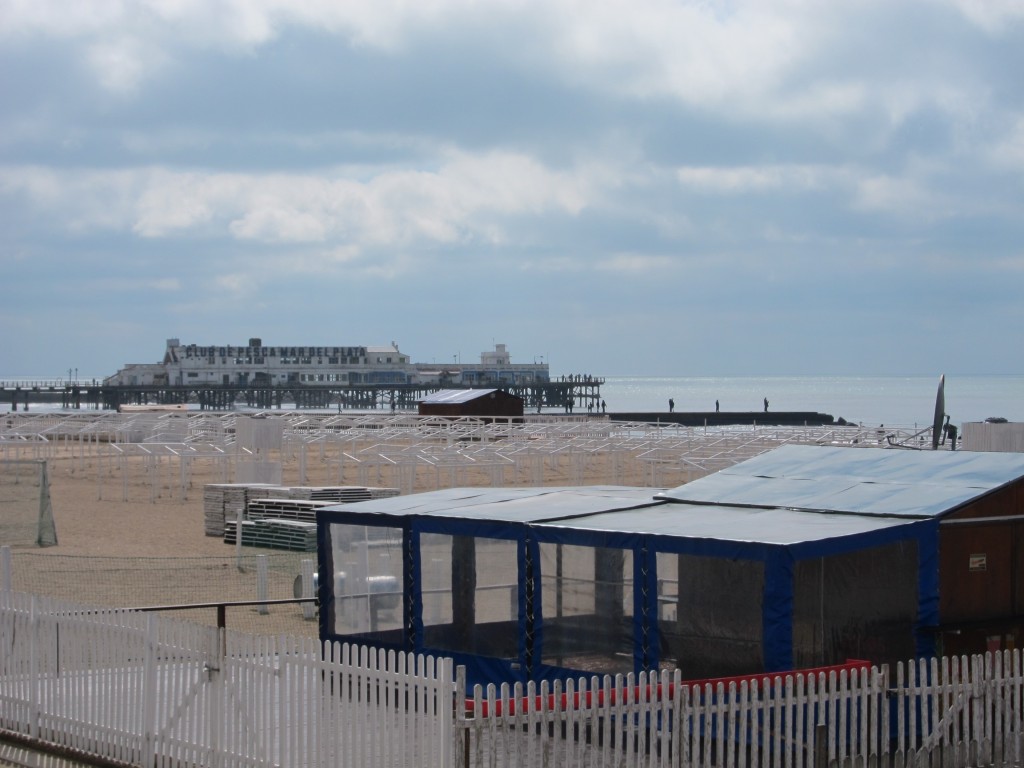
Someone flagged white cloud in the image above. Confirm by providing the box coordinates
[442,152,583,214]
[3,0,1023,378]
[0,166,64,206]
[514,254,586,273]
[987,117,1024,171]
[676,164,829,194]
[0,0,1005,132]
[852,174,934,215]
[86,37,163,94]
[674,161,965,223]
[0,165,141,231]
[2,151,595,254]
[0,0,488,60]
[549,0,804,106]
[229,206,329,242]
[151,277,182,291]
[133,171,237,236]
[0,0,127,39]
[87,276,183,292]
[597,252,674,274]
[214,271,259,298]
[942,0,1024,34]
[0,0,872,122]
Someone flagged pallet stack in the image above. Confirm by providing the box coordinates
[280,486,402,503]
[245,498,335,524]
[205,483,401,550]
[223,518,318,551]
[203,483,278,537]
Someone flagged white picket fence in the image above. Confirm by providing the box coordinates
[0,590,454,767]
[3,588,1024,767]
[458,655,1024,767]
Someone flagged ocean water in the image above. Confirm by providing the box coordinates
[598,375,1022,428]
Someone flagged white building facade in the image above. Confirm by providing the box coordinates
[104,338,549,388]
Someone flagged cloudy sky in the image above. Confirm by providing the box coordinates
[2,0,1022,379]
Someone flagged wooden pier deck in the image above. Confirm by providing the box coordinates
[0,379,604,412]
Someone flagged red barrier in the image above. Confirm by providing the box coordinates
[466,659,871,717]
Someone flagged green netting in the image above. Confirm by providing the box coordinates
[0,460,57,548]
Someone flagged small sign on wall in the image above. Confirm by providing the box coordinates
[969,554,988,572]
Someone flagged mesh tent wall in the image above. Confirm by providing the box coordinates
[533,505,936,679]
[317,487,667,687]
[316,484,939,688]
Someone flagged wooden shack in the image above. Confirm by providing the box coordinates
[418,388,524,420]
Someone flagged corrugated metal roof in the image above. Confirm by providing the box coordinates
[320,446,1024,547]
[542,502,916,545]
[419,389,501,404]
[657,444,1024,518]
[323,485,667,524]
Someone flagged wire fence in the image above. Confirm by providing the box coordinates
[1,549,321,637]
[1,414,941,642]
[0,459,56,548]
[2,411,932,499]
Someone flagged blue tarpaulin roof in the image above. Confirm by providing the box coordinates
[656,444,1024,518]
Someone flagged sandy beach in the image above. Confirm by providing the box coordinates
[1,417,675,636]
[2,410,890,636]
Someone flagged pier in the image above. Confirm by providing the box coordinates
[0,381,834,425]
[0,378,604,413]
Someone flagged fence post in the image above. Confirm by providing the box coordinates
[257,555,269,615]
[301,559,315,620]
[815,723,828,768]
[28,596,39,741]
[454,665,467,768]
[879,664,890,761]
[235,508,245,567]
[438,657,455,768]
[1,546,10,591]
[207,626,225,768]
[142,613,158,768]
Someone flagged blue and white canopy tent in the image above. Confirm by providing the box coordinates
[315,446,1024,688]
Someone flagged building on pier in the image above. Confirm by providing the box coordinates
[1,340,605,412]
[104,338,549,389]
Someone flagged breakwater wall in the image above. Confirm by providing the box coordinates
[610,411,835,427]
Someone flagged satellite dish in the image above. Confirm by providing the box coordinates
[931,374,945,450]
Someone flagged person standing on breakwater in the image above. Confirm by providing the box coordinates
[764,397,769,412]
[669,398,675,413]
[715,400,720,412]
